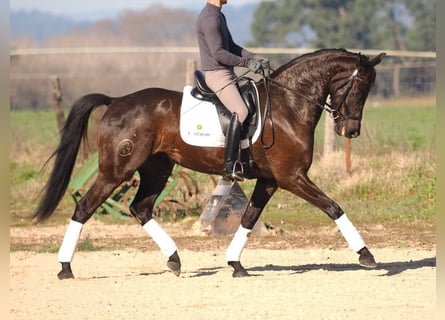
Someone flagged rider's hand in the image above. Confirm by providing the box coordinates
[247,59,262,73]
[254,55,270,69]
[254,55,269,63]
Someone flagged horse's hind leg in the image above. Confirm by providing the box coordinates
[57,175,124,279]
[129,153,181,276]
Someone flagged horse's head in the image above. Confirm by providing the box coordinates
[329,52,385,138]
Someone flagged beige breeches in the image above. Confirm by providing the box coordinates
[205,69,248,123]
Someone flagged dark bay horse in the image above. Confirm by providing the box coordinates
[34,48,385,279]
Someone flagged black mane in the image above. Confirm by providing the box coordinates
[271,48,360,78]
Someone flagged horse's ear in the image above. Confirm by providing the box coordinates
[356,52,364,68]
[370,53,386,67]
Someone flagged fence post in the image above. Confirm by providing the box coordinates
[51,76,65,133]
[186,59,197,86]
[323,96,335,157]
[345,138,351,174]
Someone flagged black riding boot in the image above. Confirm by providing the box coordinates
[222,113,244,182]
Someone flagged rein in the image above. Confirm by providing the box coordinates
[260,72,274,148]
[265,68,360,121]
[213,69,251,95]
[210,68,276,149]
[255,67,361,149]
[210,66,361,149]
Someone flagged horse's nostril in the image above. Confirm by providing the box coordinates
[349,131,359,138]
[345,127,360,138]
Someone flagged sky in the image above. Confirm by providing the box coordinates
[10,0,264,20]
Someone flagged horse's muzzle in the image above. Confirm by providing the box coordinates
[337,120,361,138]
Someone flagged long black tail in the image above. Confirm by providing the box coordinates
[33,93,113,223]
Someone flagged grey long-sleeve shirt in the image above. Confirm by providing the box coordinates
[196,3,255,71]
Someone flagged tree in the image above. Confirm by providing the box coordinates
[251,0,407,49]
[403,0,436,51]
[251,0,435,51]
[251,0,436,97]
[250,0,435,154]
[402,0,436,96]
[251,0,387,49]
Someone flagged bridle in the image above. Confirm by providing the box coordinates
[256,65,367,148]
[264,67,364,122]
[212,64,367,149]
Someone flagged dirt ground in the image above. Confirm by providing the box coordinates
[10,219,437,320]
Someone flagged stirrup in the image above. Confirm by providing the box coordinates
[223,160,244,182]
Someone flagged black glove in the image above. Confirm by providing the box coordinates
[247,59,262,73]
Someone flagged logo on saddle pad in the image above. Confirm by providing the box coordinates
[180,85,262,148]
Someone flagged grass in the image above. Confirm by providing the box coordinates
[10,100,436,234]
[313,99,436,155]
[10,110,61,147]
[360,106,436,152]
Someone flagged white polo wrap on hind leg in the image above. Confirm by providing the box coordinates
[335,214,366,252]
[143,219,177,257]
[58,220,83,262]
[226,226,251,262]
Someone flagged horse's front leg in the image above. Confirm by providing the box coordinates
[227,178,277,277]
[282,171,376,268]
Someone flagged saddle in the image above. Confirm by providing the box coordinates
[191,70,260,143]
[189,70,261,179]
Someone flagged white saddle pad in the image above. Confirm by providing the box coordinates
[179,85,262,148]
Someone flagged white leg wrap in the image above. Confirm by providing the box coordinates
[143,219,177,258]
[58,220,83,263]
[226,226,251,262]
[335,214,366,252]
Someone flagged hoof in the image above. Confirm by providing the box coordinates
[167,251,181,277]
[228,261,250,278]
[358,247,377,268]
[57,262,74,280]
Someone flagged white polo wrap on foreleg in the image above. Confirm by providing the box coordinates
[335,214,366,252]
[226,226,252,262]
[58,219,83,262]
[143,219,177,257]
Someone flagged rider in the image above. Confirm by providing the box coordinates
[196,0,269,181]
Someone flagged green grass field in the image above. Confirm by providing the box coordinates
[10,99,436,231]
